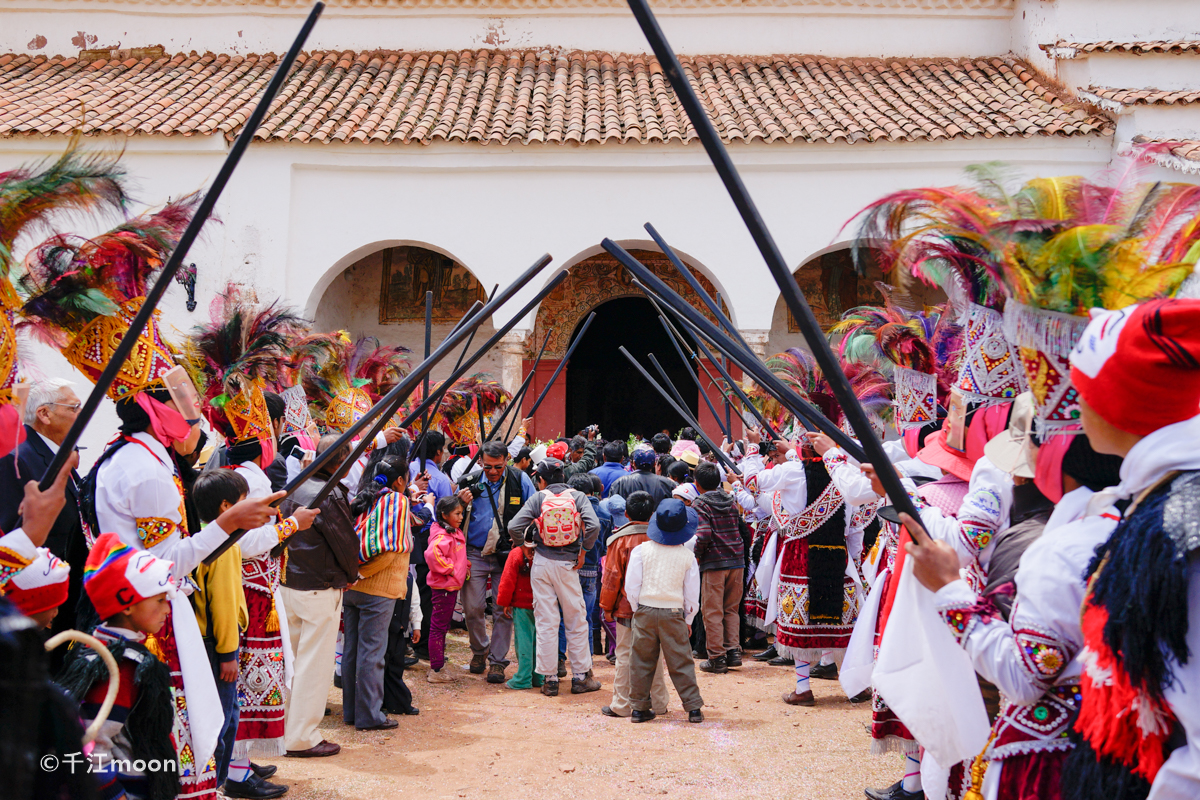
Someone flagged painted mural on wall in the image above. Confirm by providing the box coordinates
[533,250,729,358]
[378,245,487,324]
[786,248,885,333]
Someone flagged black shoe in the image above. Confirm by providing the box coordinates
[864,780,925,800]
[404,656,419,668]
[224,774,288,799]
[752,645,778,662]
[413,648,429,662]
[699,655,728,674]
[383,706,420,716]
[630,709,656,723]
[250,763,277,780]
[356,718,399,731]
[725,649,743,668]
[333,674,343,689]
[768,654,795,666]
[849,690,872,704]
[606,652,617,665]
[688,709,704,723]
[600,705,621,718]
[811,662,839,680]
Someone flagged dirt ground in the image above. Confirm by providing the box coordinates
[270,629,899,800]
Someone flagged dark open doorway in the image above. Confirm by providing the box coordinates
[565,297,697,440]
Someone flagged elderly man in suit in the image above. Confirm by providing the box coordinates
[0,378,85,656]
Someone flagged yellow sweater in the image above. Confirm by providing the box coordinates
[352,549,411,600]
[192,543,249,658]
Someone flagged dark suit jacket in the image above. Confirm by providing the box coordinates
[0,425,87,654]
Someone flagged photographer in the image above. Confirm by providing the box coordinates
[563,426,599,479]
[456,440,536,684]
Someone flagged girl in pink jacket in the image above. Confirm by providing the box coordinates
[423,495,469,682]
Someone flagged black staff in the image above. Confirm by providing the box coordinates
[523,311,596,431]
[646,353,691,414]
[624,0,914,519]
[203,253,556,564]
[489,329,552,447]
[619,347,740,475]
[604,241,868,462]
[38,3,326,491]
[419,290,434,474]
[656,318,730,440]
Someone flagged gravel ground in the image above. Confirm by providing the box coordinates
[267,629,899,800]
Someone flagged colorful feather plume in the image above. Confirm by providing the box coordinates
[16,193,202,346]
[182,284,309,438]
[352,336,411,401]
[398,373,512,431]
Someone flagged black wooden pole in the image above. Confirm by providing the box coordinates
[716,291,733,437]
[38,3,326,490]
[419,290,433,473]
[647,353,690,415]
[623,0,916,519]
[523,311,596,431]
[656,317,729,440]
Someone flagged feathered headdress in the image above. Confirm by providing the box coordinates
[17,193,202,400]
[295,332,374,434]
[751,348,891,438]
[0,145,127,404]
[351,336,411,402]
[399,373,512,444]
[183,285,308,446]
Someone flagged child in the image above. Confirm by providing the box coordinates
[190,469,252,793]
[423,494,469,683]
[496,543,540,690]
[57,533,180,800]
[7,547,71,629]
[625,498,705,724]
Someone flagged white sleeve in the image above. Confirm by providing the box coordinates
[822,449,880,506]
[683,557,701,624]
[237,520,290,560]
[156,521,229,577]
[409,570,424,631]
[508,435,525,459]
[624,545,645,611]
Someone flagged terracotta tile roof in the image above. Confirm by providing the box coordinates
[1042,40,1200,57]
[1083,86,1200,107]
[0,49,1111,145]
[1130,138,1200,176]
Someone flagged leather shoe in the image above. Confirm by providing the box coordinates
[600,705,622,718]
[688,709,704,723]
[250,763,277,780]
[469,654,487,674]
[849,690,872,704]
[698,655,728,674]
[223,774,287,799]
[382,706,419,716]
[630,709,656,723]
[782,690,816,706]
[752,645,778,662]
[541,679,559,697]
[486,664,507,684]
[356,718,399,731]
[768,654,795,666]
[725,649,743,668]
[286,740,340,758]
[864,780,926,800]
[404,656,419,668]
[811,662,839,680]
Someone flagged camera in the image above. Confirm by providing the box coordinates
[457,466,485,500]
[759,439,776,457]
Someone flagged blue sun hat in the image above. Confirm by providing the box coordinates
[646,498,698,546]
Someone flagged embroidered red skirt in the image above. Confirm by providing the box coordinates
[773,534,856,660]
[235,586,287,754]
[154,609,220,800]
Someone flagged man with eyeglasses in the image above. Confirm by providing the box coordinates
[458,439,536,684]
[0,377,86,661]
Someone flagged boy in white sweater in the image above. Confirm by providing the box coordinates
[624,498,704,723]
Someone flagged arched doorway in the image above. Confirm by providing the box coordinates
[564,296,697,440]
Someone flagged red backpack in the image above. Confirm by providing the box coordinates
[535,489,582,547]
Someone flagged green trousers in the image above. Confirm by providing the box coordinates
[505,608,543,689]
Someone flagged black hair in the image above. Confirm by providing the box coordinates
[481,440,509,461]
[115,388,171,435]
[657,454,676,475]
[227,437,263,466]
[515,446,532,463]
[568,473,594,494]
[698,439,712,456]
[193,469,250,524]
[625,490,654,523]
[694,461,721,492]
[651,432,672,455]
[354,437,411,498]
[602,441,623,463]
[415,431,446,461]
[1062,434,1124,493]
[618,439,629,459]
[263,391,286,422]
[351,454,409,517]
[680,426,699,442]
[570,436,586,452]
[436,494,464,526]
[590,474,604,496]
[667,460,691,483]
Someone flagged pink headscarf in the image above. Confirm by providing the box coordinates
[1033,425,1078,503]
[0,403,25,460]
[671,440,700,460]
[136,393,192,447]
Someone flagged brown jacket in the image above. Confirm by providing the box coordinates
[598,522,650,621]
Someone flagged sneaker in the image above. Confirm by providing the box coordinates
[541,679,559,697]
[468,654,487,675]
[725,649,743,668]
[427,668,456,684]
[570,670,602,694]
[486,664,506,684]
[698,655,728,674]
[557,658,567,679]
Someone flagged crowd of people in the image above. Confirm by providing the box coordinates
[1,149,1199,800]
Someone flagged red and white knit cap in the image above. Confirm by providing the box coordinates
[8,547,70,616]
[83,532,176,621]
[1069,299,1200,436]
